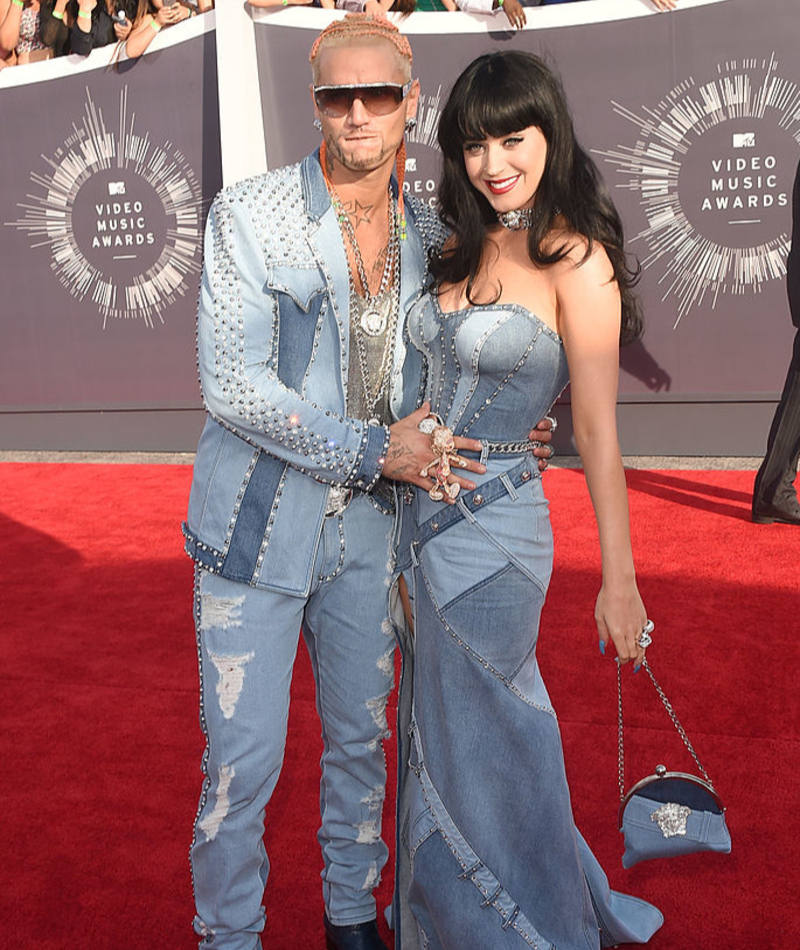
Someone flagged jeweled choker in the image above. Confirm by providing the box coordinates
[497,207,535,231]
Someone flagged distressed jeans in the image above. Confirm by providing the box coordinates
[190,494,396,950]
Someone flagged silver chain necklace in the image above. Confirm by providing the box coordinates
[348,260,400,419]
[346,199,401,418]
[331,188,399,337]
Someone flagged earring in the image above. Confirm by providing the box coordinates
[404,117,417,133]
[313,118,322,131]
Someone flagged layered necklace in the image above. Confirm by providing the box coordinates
[320,143,401,420]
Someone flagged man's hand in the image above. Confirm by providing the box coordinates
[383,404,486,501]
[527,416,556,473]
[498,0,526,30]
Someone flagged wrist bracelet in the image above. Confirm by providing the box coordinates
[497,0,504,6]
[11,0,25,9]
[52,8,64,17]
[77,9,92,19]
[150,19,161,31]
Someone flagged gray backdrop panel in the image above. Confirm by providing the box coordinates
[0,28,221,449]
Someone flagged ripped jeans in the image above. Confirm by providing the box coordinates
[190,493,396,950]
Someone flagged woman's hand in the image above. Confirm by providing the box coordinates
[76,0,96,32]
[114,19,132,40]
[156,3,181,26]
[650,0,677,9]
[364,0,389,18]
[500,0,526,30]
[595,581,648,668]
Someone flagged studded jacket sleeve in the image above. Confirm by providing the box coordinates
[196,184,389,492]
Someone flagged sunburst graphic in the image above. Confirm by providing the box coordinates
[404,86,444,206]
[595,54,800,326]
[6,86,204,328]
[407,85,444,151]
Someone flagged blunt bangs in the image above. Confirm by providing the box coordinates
[445,54,555,151]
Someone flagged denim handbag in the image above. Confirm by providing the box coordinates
[617,660,732,869]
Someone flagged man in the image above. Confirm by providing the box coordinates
[752,156,800,526]
[183,15,551,950]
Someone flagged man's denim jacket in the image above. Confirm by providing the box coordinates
[183,152,445,597]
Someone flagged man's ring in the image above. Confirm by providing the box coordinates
[418,413,444,435]
[637,619,654,649]
[545,414,557,435]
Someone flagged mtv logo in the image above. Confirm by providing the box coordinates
[732,133,756,149]
[405,158,417,172]
[108,181,126,195]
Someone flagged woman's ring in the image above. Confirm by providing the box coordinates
[636,619,654,649]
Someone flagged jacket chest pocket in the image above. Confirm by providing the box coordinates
[267,265,329,393]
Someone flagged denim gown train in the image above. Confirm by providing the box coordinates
[393,295,663,950]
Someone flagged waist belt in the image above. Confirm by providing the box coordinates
[459,438,543,463]
[481,439,541,455]
[324,477,395,518]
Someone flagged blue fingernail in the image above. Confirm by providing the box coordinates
[598,641,606,655]
[634,664,641,673]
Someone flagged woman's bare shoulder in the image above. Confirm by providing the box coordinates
[547,225,614,291]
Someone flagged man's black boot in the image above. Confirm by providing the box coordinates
[323,914,390,950]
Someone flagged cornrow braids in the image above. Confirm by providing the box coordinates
[309,13,413,68]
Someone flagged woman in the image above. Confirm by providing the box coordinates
[70,0,138,55]
[124,0,202,60]
[0,0,50,65]
[395,51,663,949]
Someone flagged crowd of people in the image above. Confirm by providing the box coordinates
[0,0,679,70]
[246,0,679,33]
[0,0,214,69]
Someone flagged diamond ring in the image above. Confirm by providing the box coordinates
[637,619,654,649]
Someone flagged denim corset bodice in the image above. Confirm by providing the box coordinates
[408,295,569,440]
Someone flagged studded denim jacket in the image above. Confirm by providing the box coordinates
[183,151,446,596]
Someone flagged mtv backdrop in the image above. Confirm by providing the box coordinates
[252,0,800,402]
[0,15,221,413]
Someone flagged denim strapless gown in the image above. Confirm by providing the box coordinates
[394,295,663,950]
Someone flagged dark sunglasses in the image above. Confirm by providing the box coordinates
[313,81,413,118]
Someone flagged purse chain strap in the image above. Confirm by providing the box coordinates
[617,657,714,802]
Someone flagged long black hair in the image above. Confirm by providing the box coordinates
[431,50,642,344]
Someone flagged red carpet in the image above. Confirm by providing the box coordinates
[1,462,798,950]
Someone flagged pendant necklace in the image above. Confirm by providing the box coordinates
[320,148,399,337]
